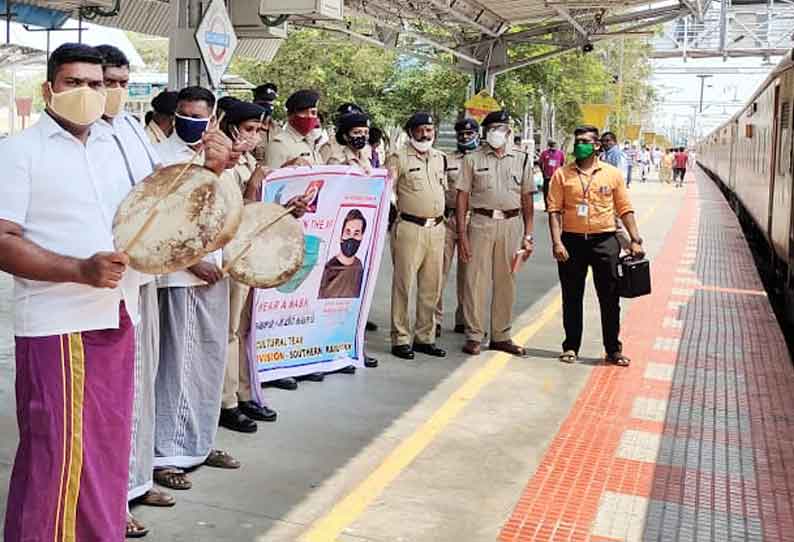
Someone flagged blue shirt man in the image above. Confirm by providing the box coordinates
[600,131,629,180]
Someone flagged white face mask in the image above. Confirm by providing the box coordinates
[410,138,434,153]
[486,129,508,149]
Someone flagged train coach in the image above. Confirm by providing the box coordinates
[697,53,794,328]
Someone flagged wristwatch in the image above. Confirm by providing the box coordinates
[523,234,535,243]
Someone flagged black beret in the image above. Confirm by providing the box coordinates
[482,110,510,127]
[151,90,178,115]
[336,102,363,116]
[455,118,479,133]
[217,96,240,112]
[253,83,277,102]
[285,89,320,113]
[338,112,370,133]
[226,101,268,125]
[404,112,434,131]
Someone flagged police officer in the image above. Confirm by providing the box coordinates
[457,110,536,356]
[436,118,479,337]
[252,83,280,163]
[145,89,178,145]
[321,102,370,164]
[264,89,323,169]
[386,113,447,360]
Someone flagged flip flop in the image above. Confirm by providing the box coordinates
[204,449,241,469]
[559,350,577,364]
[606,352,631,367]
[126,514,149,539]
[153,468,192,491]
[137,488,176,507]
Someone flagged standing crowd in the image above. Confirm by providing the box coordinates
[0,42,645,541]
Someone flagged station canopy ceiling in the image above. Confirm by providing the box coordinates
[7,0,702,70]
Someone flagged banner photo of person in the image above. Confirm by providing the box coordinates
[247,166,391,392]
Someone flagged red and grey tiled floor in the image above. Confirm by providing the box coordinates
[499,171,794,542]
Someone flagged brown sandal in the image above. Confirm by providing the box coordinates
[137,488,176,507]
[204,449,241,469]
[153,468,192,490]
[606,352,631,367]
[489,340,528,357]
[126,514,149,538]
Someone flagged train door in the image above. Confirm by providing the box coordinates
[729,121,738,190]
[769,84,781,244]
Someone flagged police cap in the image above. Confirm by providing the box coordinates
[404,112,434,132]
[482,110,510,127]
[338,112,370,133]
[337,102,364,117]
[217,96,240,113]
[227,101,268,125]
[454,118,479,133]
[285,89,320,113]
[253,83,278,102]
[151,90,178,115]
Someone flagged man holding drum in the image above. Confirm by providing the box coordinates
[95,43,174,538]
[152,86,241,490]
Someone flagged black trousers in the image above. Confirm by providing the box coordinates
[557,232,622,355]
[673,168,686,182]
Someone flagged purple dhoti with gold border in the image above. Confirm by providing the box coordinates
[4,304,135,542]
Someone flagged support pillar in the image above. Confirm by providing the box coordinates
[168,0,211,90]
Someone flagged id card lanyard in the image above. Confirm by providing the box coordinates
[576,170,594,233]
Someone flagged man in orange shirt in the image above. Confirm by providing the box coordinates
[547,125,644,366]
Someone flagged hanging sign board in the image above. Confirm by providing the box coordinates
[464,91,501,123]
[195,0,238,88]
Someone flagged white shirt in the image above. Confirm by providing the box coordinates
[98,112,162,285]
[153,132,222,288]
[0,112,140,337]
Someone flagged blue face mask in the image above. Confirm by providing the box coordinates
[174,113,210,145]
[457,136,479,152]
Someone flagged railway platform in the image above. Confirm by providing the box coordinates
[0,168,792,542]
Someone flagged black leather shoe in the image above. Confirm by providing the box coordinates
[364,355,378,368]
[264,377,298,391]
[413,342,447,357]
[338,365,356,374]
[298,372,325,382]
[219,407,258,433]
[239,401,277,422]
[453,324,465,334]
[391,345,415,360]
[435,324,441,338]
[365,321,378,332]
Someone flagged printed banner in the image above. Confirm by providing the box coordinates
[643,131,656,146]
[248,166,391,390]
[465,90,501,123]
[580,104,612,130]
[625,124,641,141]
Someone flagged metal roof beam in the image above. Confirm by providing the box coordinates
[551,6,590,38]
[424,0,503,37]
[650,47,788,57]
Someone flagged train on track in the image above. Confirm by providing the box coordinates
[697,53,794,330]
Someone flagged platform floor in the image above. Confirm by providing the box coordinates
[0,168,791,542]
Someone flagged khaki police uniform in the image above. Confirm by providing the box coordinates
[326,145,371,167]
[322,138,372,165]
[436,150,467,328]
[220,152,259,409]
[263,123,321,169]
[458,144,536,343]
[253,121,283,163]
[387,143,447,346]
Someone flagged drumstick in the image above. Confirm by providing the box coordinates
[223,205,295,275]
[123,112,226,253]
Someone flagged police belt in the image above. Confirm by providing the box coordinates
[473,208,521,220]
[400,213,444,227]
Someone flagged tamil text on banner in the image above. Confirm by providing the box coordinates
[580,104,612,130]
[248,166,391,389]
[465,90,501,123]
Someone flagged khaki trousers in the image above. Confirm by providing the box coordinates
[222,279,253,409]
[436,214,466,327]
[462,213,523,343]
[391,219,445,345]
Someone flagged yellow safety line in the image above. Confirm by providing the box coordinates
[302,198,663,542]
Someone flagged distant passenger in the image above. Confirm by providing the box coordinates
[547,125,645,367]
[600,132,628,179]
[673,147,689,187]
[660,148,674,184]
[539,140,565,210]
[639,146,651,182]
[145,89,178,145]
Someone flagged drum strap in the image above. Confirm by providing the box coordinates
[111,134,136,187]
[124,116,159,171]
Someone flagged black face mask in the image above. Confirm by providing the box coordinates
[349,135,367,150]
[340,237,361,257]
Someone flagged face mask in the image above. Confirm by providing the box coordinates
[312,128,327,147]
[410,138,433,153]
[486,130,507,149]
[174,113,210,145]
[349,135,368,150]
[290,115,319,136]
[340,237,361,258]
[573,142,596,161]
[104,86,127,118]
[47,84,106,126]
[457,137,479,152]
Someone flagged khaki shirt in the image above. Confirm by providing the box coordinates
[221,151,258,196]
[263,123,322,169]
[458,144,536,210]
[327,145,371,167]
[253,122,283,163]
[322,138,372,164]
[444,150,466,209]
[547,159,633,235]
[145,121,168,145]
[386,143,446,218]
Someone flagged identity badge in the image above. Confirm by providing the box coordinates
[576,203,589,217]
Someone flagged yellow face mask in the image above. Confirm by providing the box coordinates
[104,86,128,118]
[47,83,106,126]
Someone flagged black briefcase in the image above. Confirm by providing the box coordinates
[617,256,652,298]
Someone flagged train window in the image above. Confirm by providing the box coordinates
[779,101,791,176]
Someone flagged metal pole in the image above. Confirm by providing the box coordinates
[719,0,729,56]
[696,74,712,112]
